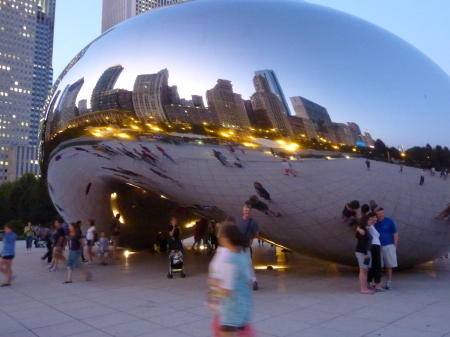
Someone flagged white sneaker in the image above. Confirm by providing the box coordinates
[386,281,392,290]
[49,267,58,272]
[85,261,93,265]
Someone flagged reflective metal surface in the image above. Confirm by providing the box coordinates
[40,0,450,266]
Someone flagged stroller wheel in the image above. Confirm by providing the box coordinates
[180,273,186,278]
[167,273,173,279]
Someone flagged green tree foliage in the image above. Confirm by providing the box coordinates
[405,144,450,169]
[0,173,57,229]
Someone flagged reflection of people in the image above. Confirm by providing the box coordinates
[253,182,272,203]
[435,203,450,220]
[0,224,17,287]
[156,145,176,163]
[245,195,281,217]
[341,200,360,223]
[110,214,122,260]
[282,159,296,176]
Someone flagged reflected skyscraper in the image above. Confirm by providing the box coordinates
[102,0,186,33]
[290,96,332,125]
[132,69,170,122]
[0,0,55,181]
[251,75,293,135]
[91,65,124,112]
[206,79,251,129]
[254,70,291,116]
[59,78,85,129]
[347,122,362,144]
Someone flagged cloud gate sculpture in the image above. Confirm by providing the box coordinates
[40,0,450,267]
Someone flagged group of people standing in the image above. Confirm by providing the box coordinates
[354,206,398,294]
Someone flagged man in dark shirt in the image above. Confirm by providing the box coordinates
[236,205,259,290]
[49,219,67,272]
[110,214,122,260]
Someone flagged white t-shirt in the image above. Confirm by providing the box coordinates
[282,161,291,169]
[209,246,232,279]
[86,226,96,240]
[367,225,380,246]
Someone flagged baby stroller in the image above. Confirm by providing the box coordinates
[167,240,186,278]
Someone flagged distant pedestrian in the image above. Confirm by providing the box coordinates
[85,219,97,264]
[365,159,371,171]
[430,167,435,176]
[238,145,245,154]
[49,219,67,272]
[23,222,35,254]
[156,145,176,163]
[420,170,425,185]
[63,223,92,283]
[399,163,403,173]
[98,231,109,266]
[0,224,17,286]
[270,147,275,156]
[110,214,122,260]
[282,159,296,177]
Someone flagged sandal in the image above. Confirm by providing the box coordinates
[360,289,374,295]
[62,281,73,284]
[1,283,11,287]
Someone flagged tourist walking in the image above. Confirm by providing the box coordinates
[0,224,17,286]
[63,223,92,283]
[23,222,35,253]
[85,219,97,264]
[374,207,398,289]
[355,214,374,294]
[237,205,259,290]
[49,219,67,272]
[282,159,296,177]
[156,145,176,163]
[399,163,404,173]
[365,159,371,171]
[208,223,254,335]
[420,170,425,185]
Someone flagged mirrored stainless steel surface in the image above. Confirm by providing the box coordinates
[40,0,450,266]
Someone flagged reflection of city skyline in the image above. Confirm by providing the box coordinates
[49,65,375,146]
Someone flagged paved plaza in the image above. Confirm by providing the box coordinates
[1,240,450,337]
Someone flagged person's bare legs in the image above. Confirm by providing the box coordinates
[87,244,93,261]
[0,259,12,284]
[359,268,373,294]
[65,269,73,282]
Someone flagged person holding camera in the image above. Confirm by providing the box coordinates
[355,214,374,294]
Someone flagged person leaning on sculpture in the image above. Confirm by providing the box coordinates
[435,203,450,220]
[342,200,360,225]
[357,206,398,290]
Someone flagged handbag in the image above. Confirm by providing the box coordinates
[211,315,257,337]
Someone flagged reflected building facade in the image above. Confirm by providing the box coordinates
[206,79,251,129]
[250,75,293,135]
[254,69,291,116]
[39,0,450,268]
[91,65,124,112]
[132,69,170,122]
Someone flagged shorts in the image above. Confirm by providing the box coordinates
[381,244,398,268]
[66,250,81,270]
[53,246,64,258]
[2,255,14,260]
[355,251,371,269]
[220,325,245,332]
[111,236,119,245]
[86,240,94,247]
